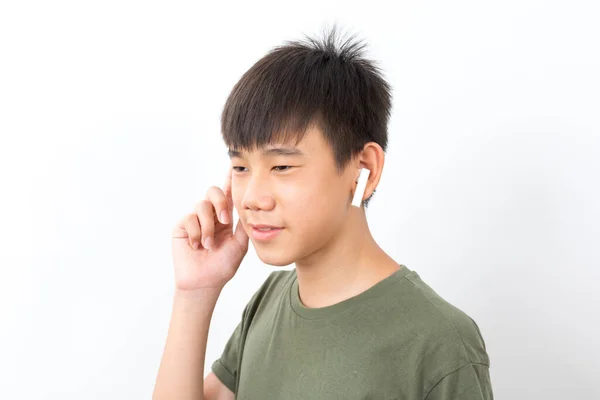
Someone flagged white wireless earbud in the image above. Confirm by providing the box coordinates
[351,168,371,207]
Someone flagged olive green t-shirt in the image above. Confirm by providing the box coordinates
[211,265,493,399]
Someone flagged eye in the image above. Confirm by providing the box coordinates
[232,166,292,173]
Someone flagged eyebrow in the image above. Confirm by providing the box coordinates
[227,147,306,159]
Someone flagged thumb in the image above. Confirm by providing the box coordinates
[234,218,249,249]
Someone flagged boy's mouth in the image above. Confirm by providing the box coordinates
[248,223,284,241]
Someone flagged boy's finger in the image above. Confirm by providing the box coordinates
[205,186,230,225]
[223,167,233,201]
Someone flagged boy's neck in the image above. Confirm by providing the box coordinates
[293,209,401,309]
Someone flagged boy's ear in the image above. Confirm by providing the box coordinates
[352,141,385,201]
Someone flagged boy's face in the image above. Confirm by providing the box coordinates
[229,125,358,266]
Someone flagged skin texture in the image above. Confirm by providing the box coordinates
[230,125,401,309]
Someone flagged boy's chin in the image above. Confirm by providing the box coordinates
[254,246,295,267]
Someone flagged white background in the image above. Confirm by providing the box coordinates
[2,1,599,398]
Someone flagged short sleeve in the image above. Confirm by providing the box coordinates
[424,362,494,400]
[210,271,284,394]
[211,317,243,393]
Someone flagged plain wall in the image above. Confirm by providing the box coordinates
[2,0,599,398]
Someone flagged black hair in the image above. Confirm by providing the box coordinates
[220,23,392,207]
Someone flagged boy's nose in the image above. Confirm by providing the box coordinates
[241,179,276,211]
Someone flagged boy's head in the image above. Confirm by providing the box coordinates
[221,25,393,266]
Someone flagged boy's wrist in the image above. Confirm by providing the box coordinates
[174,286,222,303]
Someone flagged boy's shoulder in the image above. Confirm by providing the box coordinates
[241,269,295,317]
[397,270,490,366]
[255,268,296,296]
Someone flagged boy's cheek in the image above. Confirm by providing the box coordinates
[231,184,242,205]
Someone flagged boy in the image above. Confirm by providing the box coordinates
[154,26,493,399]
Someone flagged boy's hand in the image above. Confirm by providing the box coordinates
[171,168,249,291]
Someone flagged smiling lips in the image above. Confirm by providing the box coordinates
[248,223,284,241]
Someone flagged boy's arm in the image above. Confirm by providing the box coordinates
[153,288,222,400]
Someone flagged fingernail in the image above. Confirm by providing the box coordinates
[220,210,229,224]
[193,241,199,249]
[203,236,213,249]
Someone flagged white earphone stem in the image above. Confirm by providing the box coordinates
[351,168,371,207]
